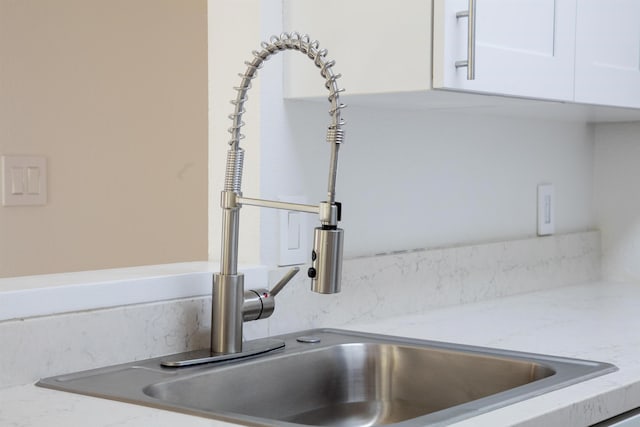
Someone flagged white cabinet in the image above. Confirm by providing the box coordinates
[284,0,640,114]
[574,0,640,109]
[433,0,577,102]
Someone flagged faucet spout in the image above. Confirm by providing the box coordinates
[212,33,347,356]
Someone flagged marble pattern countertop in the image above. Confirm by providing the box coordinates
[2,280,639,427]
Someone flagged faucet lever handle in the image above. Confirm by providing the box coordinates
[270,267,300,297]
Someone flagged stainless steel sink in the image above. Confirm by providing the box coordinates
[37,329,616,426]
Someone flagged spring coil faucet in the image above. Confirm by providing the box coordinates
[162,33,346,366]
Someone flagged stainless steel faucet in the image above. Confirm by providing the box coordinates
[162,33,346,367]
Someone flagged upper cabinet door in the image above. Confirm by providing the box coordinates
[434,0,577,101]
[574,0,640,108]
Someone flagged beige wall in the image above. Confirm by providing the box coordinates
[0,0,208,278]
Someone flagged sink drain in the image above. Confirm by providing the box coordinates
[296,336,321,344]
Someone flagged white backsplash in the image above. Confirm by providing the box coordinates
[260,230,600,338]
[0,231,600,388]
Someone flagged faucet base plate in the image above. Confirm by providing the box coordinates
[161,338,285,368]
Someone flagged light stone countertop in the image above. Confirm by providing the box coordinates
[1,280,639,427]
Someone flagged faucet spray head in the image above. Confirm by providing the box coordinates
[308,226,344,294]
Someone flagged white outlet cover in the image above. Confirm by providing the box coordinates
[537,184,555,236]
[278,195,309,266]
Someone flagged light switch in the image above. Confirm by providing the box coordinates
[27,167,41,195]
[2,156,47,206]
[10,167,25,195]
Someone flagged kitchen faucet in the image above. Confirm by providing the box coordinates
[162,33,345,367]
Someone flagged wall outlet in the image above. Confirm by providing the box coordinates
[278,195,309,266]
[537,184,555,236]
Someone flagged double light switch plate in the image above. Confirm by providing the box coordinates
[1,155,47,206]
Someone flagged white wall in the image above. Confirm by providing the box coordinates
[594,122,640,283]
[209,2,597,268]
[259,101,596,264]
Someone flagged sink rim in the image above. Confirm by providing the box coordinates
[37,328,618,427]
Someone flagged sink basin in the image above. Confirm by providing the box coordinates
[37,329,616,426]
